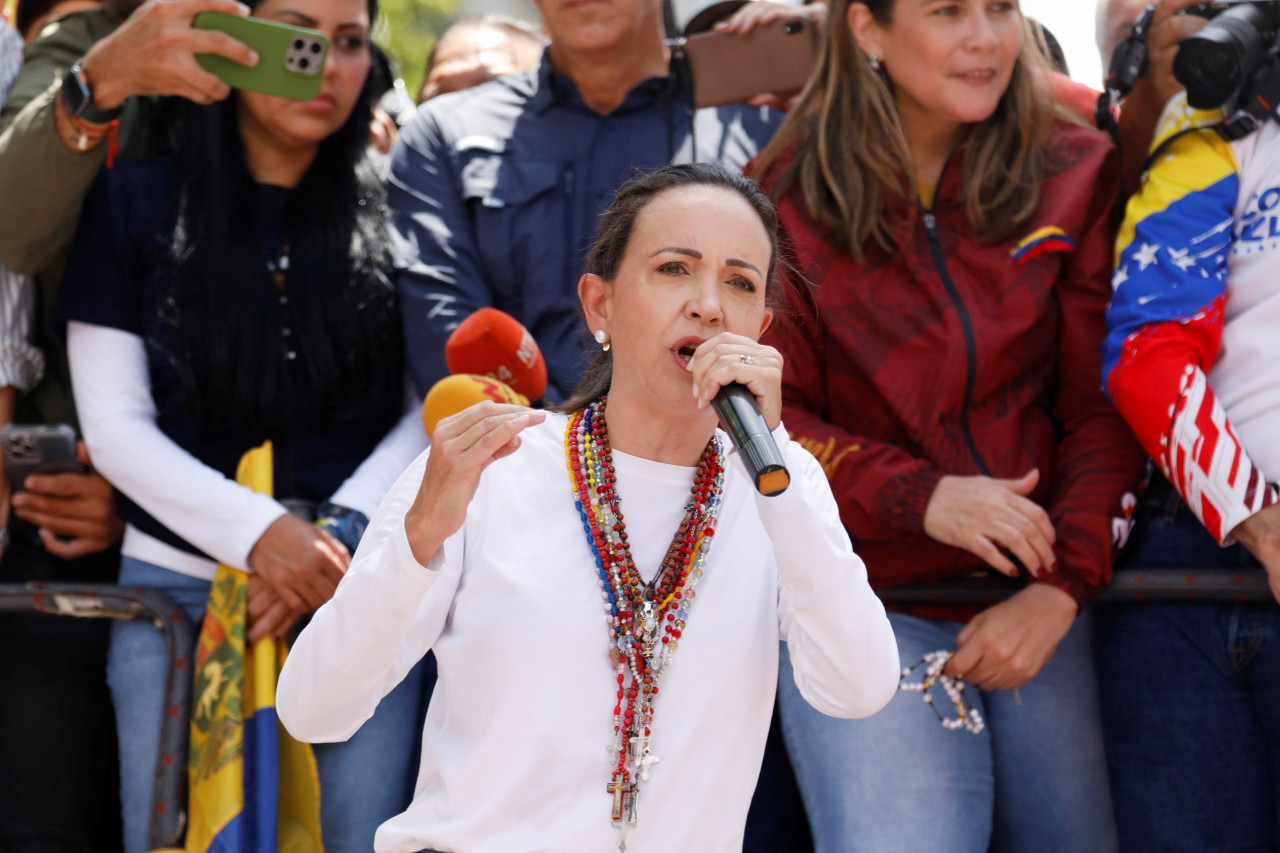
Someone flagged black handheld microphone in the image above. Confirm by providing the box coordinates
[711,383,789,496]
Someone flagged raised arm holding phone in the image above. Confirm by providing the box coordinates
[0,0,262,281]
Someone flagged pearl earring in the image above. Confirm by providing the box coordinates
[595,329,610,352]
[869,54,880,70]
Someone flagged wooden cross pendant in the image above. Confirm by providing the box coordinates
[607,772,635,823]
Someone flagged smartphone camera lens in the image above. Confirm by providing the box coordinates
[293,38,304,49]
[310,41,322,53]
[298,57,309,69]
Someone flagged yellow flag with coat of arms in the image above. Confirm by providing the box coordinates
[154,441,324,853]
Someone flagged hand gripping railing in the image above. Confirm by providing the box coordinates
[0,583,194,851]
[876,568,1274,605]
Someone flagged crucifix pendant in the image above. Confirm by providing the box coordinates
[607,772,635,824]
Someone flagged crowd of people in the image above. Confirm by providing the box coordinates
[1,0,1278,849]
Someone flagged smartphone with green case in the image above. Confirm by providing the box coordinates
[193,12,329,101]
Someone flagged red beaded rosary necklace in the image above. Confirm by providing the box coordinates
[565,396,725,850]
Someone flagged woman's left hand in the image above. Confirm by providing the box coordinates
[942,583,1078,691]
[688,333,783,430]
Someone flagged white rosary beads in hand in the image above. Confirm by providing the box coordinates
[898,649,985,734]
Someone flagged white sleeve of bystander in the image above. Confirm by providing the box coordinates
[67,320,288,570]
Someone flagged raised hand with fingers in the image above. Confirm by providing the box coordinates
[78,0,261,111]
[923,469,1057,578]
[404,402,547,565]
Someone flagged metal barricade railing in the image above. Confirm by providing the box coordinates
[0,583,194,851]
[0,569,1272,849]
[877,567,1274,605]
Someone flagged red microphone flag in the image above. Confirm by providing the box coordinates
[444,307,548,401]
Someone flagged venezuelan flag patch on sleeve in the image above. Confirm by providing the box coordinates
[1010,226,1078,265]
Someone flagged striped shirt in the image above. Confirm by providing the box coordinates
[0,19,46,392]
[0,19,22,105]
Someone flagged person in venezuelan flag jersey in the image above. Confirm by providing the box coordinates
[1100,92,1280,850]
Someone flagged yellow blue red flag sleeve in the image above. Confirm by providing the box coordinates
[1104,97,1279,543]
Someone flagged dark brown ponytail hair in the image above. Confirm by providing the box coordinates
[557,163,781,413]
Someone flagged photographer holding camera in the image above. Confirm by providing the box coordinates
[1101,2,1280,847]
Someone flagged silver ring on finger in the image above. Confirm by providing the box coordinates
[739,354,754,365]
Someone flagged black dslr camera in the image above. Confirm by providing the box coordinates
[1175,0,1280,108]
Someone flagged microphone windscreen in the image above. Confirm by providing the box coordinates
[423,374,531,439]
[445,307,548,401]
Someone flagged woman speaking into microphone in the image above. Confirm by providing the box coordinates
[277,163,899,853]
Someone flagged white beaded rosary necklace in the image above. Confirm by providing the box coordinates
[897,650,985,734]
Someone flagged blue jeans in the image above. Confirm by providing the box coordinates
[778,610,1116,853]
[1098,489,1280,852]
[108,557,431,853]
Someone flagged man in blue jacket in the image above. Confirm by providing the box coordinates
[388,0,784,400]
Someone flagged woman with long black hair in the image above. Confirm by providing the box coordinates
[55,0,426,847]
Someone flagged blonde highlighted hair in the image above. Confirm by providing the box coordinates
[753,0,1080,262]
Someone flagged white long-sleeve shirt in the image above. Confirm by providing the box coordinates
[277,412,899,853]
[67,321,428,578]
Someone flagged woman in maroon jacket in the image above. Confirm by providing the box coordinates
[753,0,1144,849]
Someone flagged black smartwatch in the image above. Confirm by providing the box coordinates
[61,59,124,124]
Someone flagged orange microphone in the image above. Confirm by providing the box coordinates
[444,307,548,402]
[422,374,531,439]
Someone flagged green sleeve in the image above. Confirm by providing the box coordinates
[0,10,119,274]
